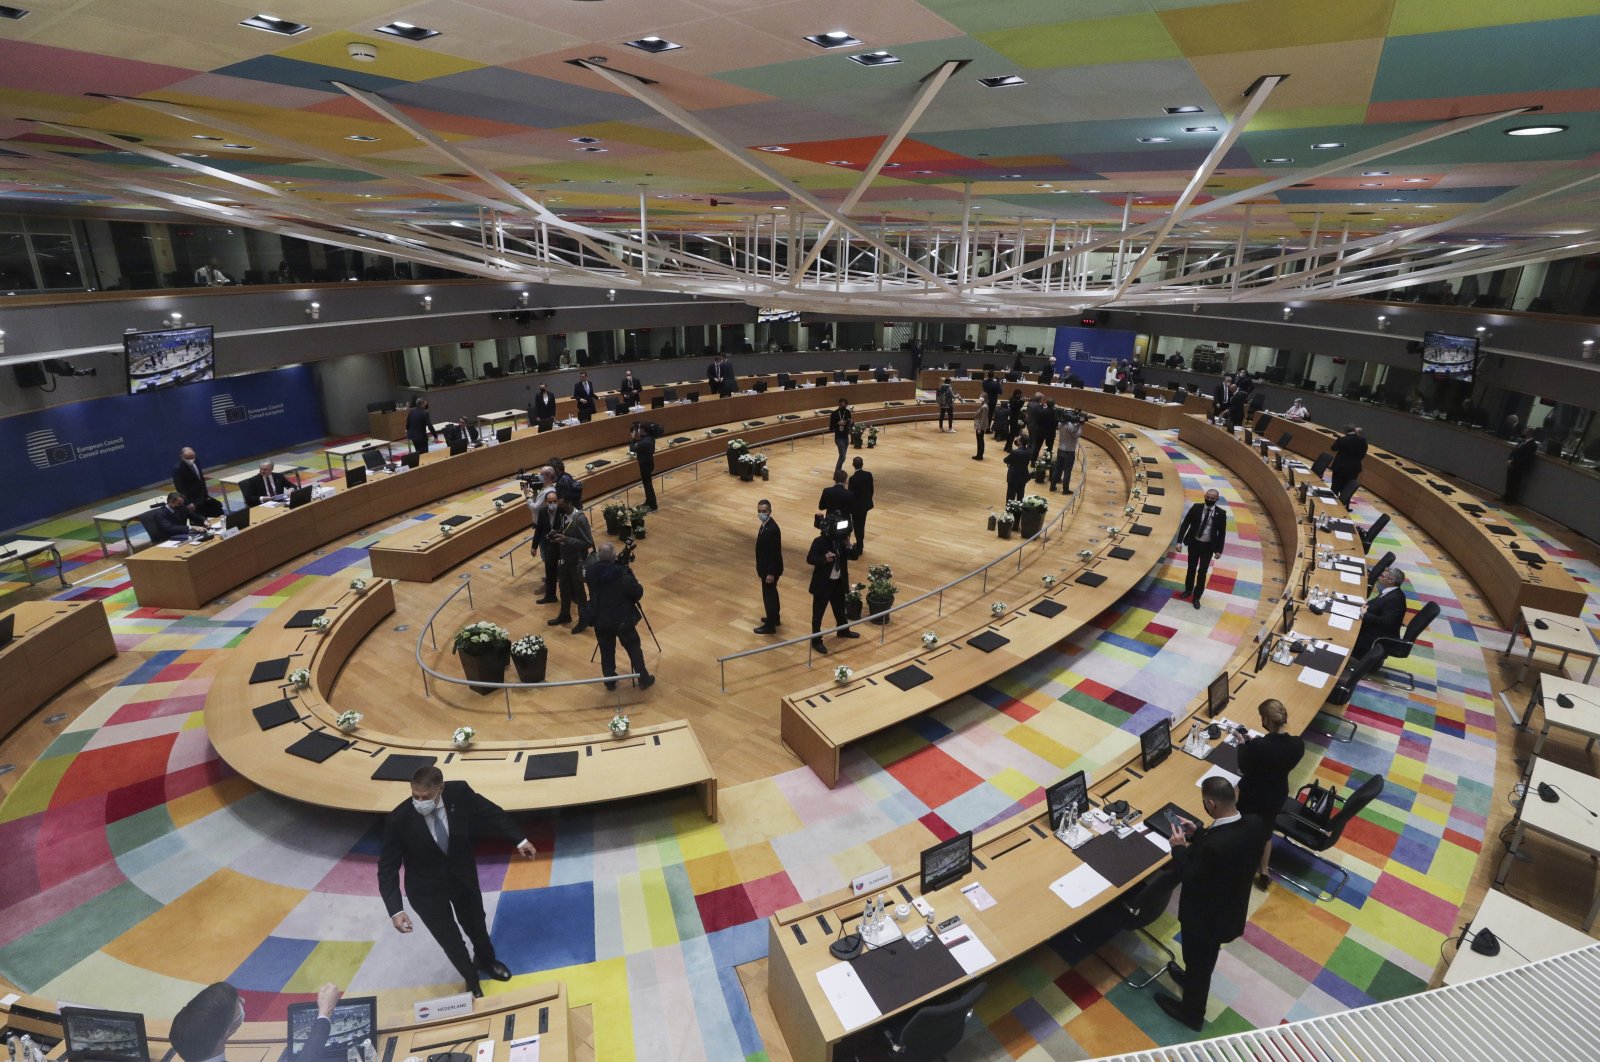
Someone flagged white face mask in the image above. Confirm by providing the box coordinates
[758,512,770,524]
[412,797,438,815]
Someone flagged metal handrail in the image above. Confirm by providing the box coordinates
[715,450,1092,690]
[414,575,637,720]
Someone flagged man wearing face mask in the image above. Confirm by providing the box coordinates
[753,499,783,635]
[529,383,557,429]
[1175,488,1228,609]
[379,766,535,998]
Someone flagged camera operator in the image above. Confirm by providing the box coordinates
[806,510,861,655]
[628,422,658,511]
[523,467,560,603]
[548,457,581,506]
[547,492,593,633]
[1051,409,1084,494]
[583,542,655,691]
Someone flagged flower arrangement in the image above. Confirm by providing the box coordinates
[510,635,546,658]
[866,563,896,598]
[494,498,506,512]
[1127,442,1140,454]
[452,726,475,748]
[833,665,854,684]
[1041,574,1057,588]
[1020,494,1049,513]
[288,668,311,689]
[727,438,750,454]
[349,577,368,594]
[1124,505,1136,515]
[738,451,767,466]
[310,615,332,633]
[608,713,630,738]
[603,500,629,517]
[1078,549,1093,560]
[440,523,455,537]
[1005,499,1024,516]
[1030,455,1052,474]
[334,710,362,732]
[1132,486,1144,497]
[867,426,879,445]
[997,512,1015,527]
[453,620,510,656]
[844,581,866,606]
[991,602,1007,616]
[921,631,938,648]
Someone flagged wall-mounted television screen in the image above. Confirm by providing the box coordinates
[1420,331,1478,380]
[125,325,214,394]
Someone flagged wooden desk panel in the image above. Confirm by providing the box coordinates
[368,408,410,441]
[0,600,116,738]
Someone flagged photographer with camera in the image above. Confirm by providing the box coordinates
[1051,409,1085,494]
[583,542,655,691]
[522,467,560,603]
[547,492,593,633]
[806,510,861,655]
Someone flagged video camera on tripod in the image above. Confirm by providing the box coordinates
[617,536,638,567]
[814,509,852,554]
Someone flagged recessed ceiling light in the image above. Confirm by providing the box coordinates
[1264,157,1294,164]
[1051,189,1070,194]
[1137,136,1171,144]
[1362,170,1390,176]
[577,146,607,153]
[1004,173,1022,179]
[1359,182,1380,187]
[346,134,379,142]
[1035,183,1052,188]
[755,145,790,153]
[1311,141,1344,150]
[240,14,309,36]
[804,30,861,49]
[0,5,30,19]
[773,205,786,210]
[848,50,901,67]
[978,75,1026,88]
[912,170,934,175]
[1183,126,1218,133]
[1403,177,1428,183]
[569,136,602,144]
[1164,105,1203,114]
[1505,124,1567,136]
[192,135,222,141]
[222,143,253,150]
[626,36,682,54]
[376,21,439,41]
[826,160,853,166]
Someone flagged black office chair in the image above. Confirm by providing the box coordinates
[1070,866,1181,988]
[1359,513,1390,554]
[1371,601,1441,691]
[881,981,986,1061]
[1366,550,1395,591]
[1337,477,1359,509]
[1269,773,1385,902]
[136,508,169,546]
[1309,451,1333,480]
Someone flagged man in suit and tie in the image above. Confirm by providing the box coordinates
[548,492,593,632]
[172,446,223,517]
[526,467,560,604]
[981,370,1002,418]
[1503,427,1539,505]
[407,398,439,454]
[150,491,206,542]
[847,456,874,558]
[628,421,657,511]
[572,372,598,419]
[242,460,293,507]
[807,516,860,655]
[708,355,731,396]
[529,383,558,428]
[817,469,854,516]
[753,499,783,635]
[618,370,643,407]
[379,766,535,998]
[442,418,479,449]
[1175,488,1228,609]
[1353,566,1406,660]
[1154,776,1269,1031]
[1329,425,1367,505]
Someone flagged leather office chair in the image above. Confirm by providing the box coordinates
[136,508,169,546]
[1371,601,1441,691]
[881,981,986,1061]
[1310,451,1333,481]
[1366,550,1396,591]
[1070,866,1181,988]
[1359,513,1389,554]
[1270,773,1385,902]
[1337,477,1360,509]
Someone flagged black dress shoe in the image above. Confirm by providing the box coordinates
[1165,960,1186,987]
[753,624,777,634]
[571,623,589,634]
[1191,597,1201,610]
[837,629,861,639]
[1155,992,1203,1031]
[811,639,829,655]
[477,959,512,982]
[469,983,484,998]
[638,674,656,690]
[535,596,557,605]
[547,615,569,626]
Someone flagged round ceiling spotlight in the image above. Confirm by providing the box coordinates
[1504,124,1567,136]
[347,42,378,62]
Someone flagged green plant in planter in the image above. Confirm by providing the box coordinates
[866,426,880,448]
[629,505,650,537]
[726,438,749,475]
[866,563,896,598]
[453,620,510,655]
[850,424,865,447]
[602,501,629,536]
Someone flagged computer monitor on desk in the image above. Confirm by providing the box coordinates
[919,831,973,895]
[60,1006,149,1062]
[1046,771,1089,831]
[361,447,384,471]
[496,426,513,444]
[286,995,376,1058]
[0,612,16,650]
[287,486,313,509]
[400,452,420,469]
[224,507,250,532]
[1139,717,1172,771]
[1206,672,1230,718]
[345,465,367,489]
[449,438,468,456]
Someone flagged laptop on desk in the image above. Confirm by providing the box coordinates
[224,508,250,532]
[287,486,313,509]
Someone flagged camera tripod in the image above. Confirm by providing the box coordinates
[587,602,662,663]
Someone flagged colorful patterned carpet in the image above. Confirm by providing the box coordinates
[2,427,1586,1061]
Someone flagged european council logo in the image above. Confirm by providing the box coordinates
[26,429,76,470]
[211,393,248,426]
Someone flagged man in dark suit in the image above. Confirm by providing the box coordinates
[1003,390,1025,452]
[172,447,223,518]
[529,383,558,428]
[170,980,346,1062]
[708,355,731,396]
[1221,380,1247,429]
[981,370,1002,418]
[549,492,593,632]
[829,399,853,473]
[406,399,439,454]
[847,456,874,558]
[572,372,598,418]
[150,491,206,542]
[1504,427,1538,505]
[754,499,783,635]
[618,370,643,407]
[807,517,860,655]
[526,467,560,603]
[908,339,923,378]
[1329,425,1367,504]
[379,766,535,997]
[628,421,657,510]
[1175,488,1227,609]
[441,418,480,449]
[1352,566,1406,660]
[241,460,294,507]
[1004,437,1032,504]
[817,469,854,516]
[584,542,655,691]
[1154,776,1268,1031]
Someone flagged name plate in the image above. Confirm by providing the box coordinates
[414,991,475,1023]
[850,865,893,896]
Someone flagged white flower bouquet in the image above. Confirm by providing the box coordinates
[452,725,475,748]
[1041,574,1056,588]
[833,665,854,684]
[921,631,938,648]
[608,713,630,737]
[991,602,1007,616]
[310,614,332,632]
[510,635,546,658]
[349,577,368,593]
[334,710,362,732]
[288,668,311,689]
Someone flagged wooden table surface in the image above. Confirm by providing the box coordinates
[0,599,116,740]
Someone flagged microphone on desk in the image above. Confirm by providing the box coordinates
[1537,781,1598,816]
[1533,617,1583,632]
[1555,693,1600,711]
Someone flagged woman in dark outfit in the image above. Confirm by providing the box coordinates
[1236,698,1305,889]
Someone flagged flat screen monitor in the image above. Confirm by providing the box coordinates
[60,1007,148,1062]
[687,390,700,403]
[0,611,14,650]
[361,448,385,471]
[1206,672,1230,718]
[1274,452,1283,471]
[812,375,825,386]
[577,407,593,422]
[845,373,858,384]
[449,438,468,456]
[651,396,665,409]
[400,452,420,468]
[753,380,768,393]
[1281,597,1296,633]
[1277,432,1292,449]
[536,420,553,433]
[776,373,791,387]
[1254,413,1272,435]
[1242,428,1253,447]
[345,465,367,489]
[608,397,625,415]
[1310,452,1333,479]
[1045,771,1089,831]
[833,370,846,383]
[1255,633,1275,674]
[1421,331,1478,381]
[286,996,377,1058]
[224,507,250,531]
[124,325,215,394]
[919,831,973,895]
[1139,717,1172,771]
[287,485,313,509]
[496,426,513,444]
[1299,563,1312,599]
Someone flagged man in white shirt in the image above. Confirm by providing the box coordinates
[1175,489,1228,609]
[193,259,231,286]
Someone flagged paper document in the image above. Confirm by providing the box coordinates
[816,962,882,1031]
[1298,667,1331,689]
[1339,572,1360,585]
[1328,615,1354,631]
[507,1039,540,1062]
[1335,562,1364,574]
[1049,864,1111,908]
[960,881,997,912]
[1197,764,1241,788]
[1331,602,1361,619]
[937,926,997,975]
[1326,643,1350,657]
[1146,830,1171,854]
[1335,531,1354,541]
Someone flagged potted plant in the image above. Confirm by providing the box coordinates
[991,601,1008,617]
[349,577,368,596]
[844,581,866,621]
[997,512,1015,539]
[601,501,629,537]
[850,424,864,448]
[866,426,879,448]
[921,631,939,649]
[510,635,548,683]
[453,620,510,695]
[833,665,854,685]
[310,614,332,634]
[452,725,475,750]
[629,505,649,538]
[608,713,630,738]
[726,438,749,475]
[737,452,759,482]
[334,710,362,733]
[1017,494,1049,537]
[865,563,896,625]
[1030,455,1051,483]
[748,452,769,480]
[288,668,312,690]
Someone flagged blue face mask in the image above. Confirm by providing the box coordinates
[758,512,770,524]
[412,797,438,815]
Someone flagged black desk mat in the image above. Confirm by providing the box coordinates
[852,935,967,1015]
[1205,740,1241,775]
[1140,456,1157,464]
[966,630,1009,653]
[1148,801,1202,843]
[1076,571,1107,588]
[1513,550,1546,566]
[1142,505,1162,516]
[1486,523,1514,536]
[1129,525,1152,537]
[524,751,580,780]
[250,657,290,684]
[494,493,521,506]
[885,665,933,691]
[1073,829,1168,888]
[1145,486,1165,496]
[1299,647,1345,674]
[284,609,326,629]
[439,515,472,528]
[287,731,349,763]
[1109,547,1135,560]
[252,699,298,731]
[372,754,438,781]
[1029,599,1067,618]
[1144,471,1164,479]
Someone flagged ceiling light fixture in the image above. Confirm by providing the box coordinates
[1282,306,1294,320]
[569,136,602,144]
[848,50,901,67]
[1505,124,1567,136]
[306,302,320,321]
[1376,314,1390,330]
[376,21,439,41]
[1582,339,1594,359]
[221,143,254,150]
[1183,126,1218,133]
[1311,141,1344,150]
[755,145,790,152]
[240,14,309,35]
[1264,156,1294,164]
[1363,170,1390,176]
[1164,105,1203,114]
[1137,136,1171,144]
[625,35,682,54]
[804,30,861,49]
[192,135,222,141]
[978,75,1026,88]
[826,160,852,166]
[0,6,29,19]
[346,134,379,142]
